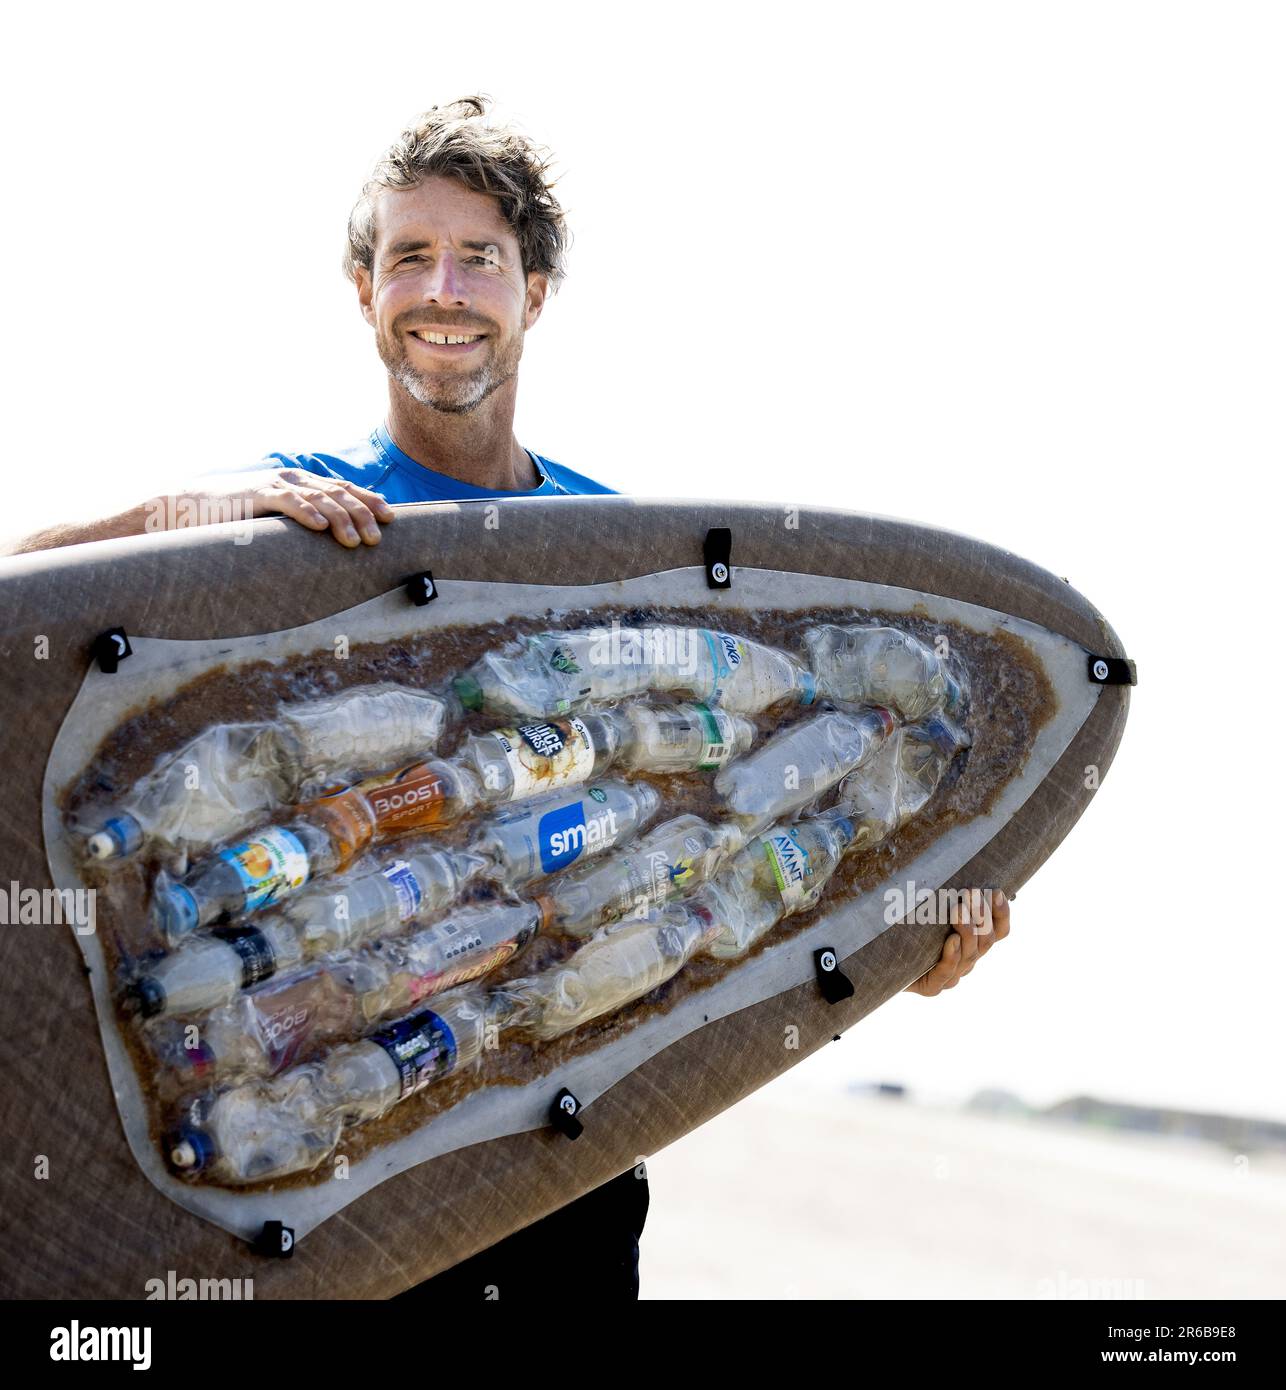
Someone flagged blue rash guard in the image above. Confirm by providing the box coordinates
[248,423,615,503]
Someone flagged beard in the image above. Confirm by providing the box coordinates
[377,318,523,415]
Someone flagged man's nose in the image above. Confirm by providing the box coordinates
[421,252,467,306]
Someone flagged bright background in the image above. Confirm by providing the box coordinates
[4,1,1283,1296]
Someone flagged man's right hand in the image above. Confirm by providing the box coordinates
[234,468,395,547]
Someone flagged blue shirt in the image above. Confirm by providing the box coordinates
[252,424,615,503]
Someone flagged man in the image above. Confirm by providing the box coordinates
[3,98,1009,1297]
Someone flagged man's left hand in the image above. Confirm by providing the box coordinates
[904,888,1009,997]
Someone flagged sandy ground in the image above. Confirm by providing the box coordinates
[637,1084,1286,1300]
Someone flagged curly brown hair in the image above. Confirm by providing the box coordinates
[344,96,569,288]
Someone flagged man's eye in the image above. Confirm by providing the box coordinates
[468,256,498,268]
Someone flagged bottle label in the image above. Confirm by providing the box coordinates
[211,924,277,989]
[406,919,538,1004]
[499,718,594,797]
[700,630,743,703]
[369,1009,458,1100]
[364,762,455,835]
[250,967,335,1073]
[538,799,622,875]
[382,860,424,921]
[220,828,309,912]
[764,830,811,908]
[693,702,733,770]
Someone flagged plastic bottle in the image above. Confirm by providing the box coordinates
[497,903,721,1042]
[462,703,753,804]
[461,714,624,803]
[828,730,904,854]
[168,988,487,1184]
[454,626,815,719]
[713,706,895,828]
[283,844,487,954]
[615,701,755,774]
[695,810,858,960]
[538,814,745,937]
[145,964,361,1094]
[342,899,546,1023]
[151,759,477,940]
[894,714,970,821]
[804,626,968,721]
[77,684,450,863]
[471,781,661,884]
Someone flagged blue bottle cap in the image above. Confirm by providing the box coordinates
[157,884,200,939]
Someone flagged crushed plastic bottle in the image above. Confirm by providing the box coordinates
[615,701,755,774]
[144,964,361,1094]
[167,987,487,1184]
[462,714,624,803]
[537,814,745,937]
[804,626,968,721]
[496,903,721,1042]
[696,812,855,959]
[470,781,661,884]
[454,626,815,718]
[283,844,487,954]
[341,898,545,1023]
[76,684,450,863]
[714,706,895,828]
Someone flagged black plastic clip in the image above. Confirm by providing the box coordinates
[91,627,132,674]
[1088,654,1137,686]
[405,571,438,607]
[550,1087,584,1140]
[814,946,855,1004]
[704,527,732,589]
[251,1220,295,1258]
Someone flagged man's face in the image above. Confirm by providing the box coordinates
[357,176,547,414]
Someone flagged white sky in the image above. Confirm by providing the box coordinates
[4,2,1282,1119]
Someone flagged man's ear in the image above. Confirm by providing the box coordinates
[356,266,376,328]
[524,272,550,330]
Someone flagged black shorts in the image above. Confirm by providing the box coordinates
[392,1167,650,1303]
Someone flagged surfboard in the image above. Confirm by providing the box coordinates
[0,496,1133,1297]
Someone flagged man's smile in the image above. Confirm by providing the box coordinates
[407,327,487,355]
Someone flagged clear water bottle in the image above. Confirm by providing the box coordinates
[471,781,661,884]
[538,814,745,937]
[713,706,895,828]
[168,988,487,1184]
[615,701,756,773]
[77,684,450,863]
[497,903,720,1042]
[454,627,815,719]
[804,626,968,721]
[283,844,487,954]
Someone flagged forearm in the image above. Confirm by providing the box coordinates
[0,498,164,556]
[0,478,271,558]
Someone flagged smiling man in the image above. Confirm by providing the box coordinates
[2,97,1008,1300]
[3,96,610,554]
